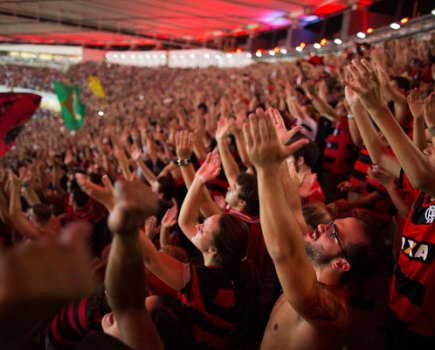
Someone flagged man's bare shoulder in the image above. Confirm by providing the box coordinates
[301,282,351,330]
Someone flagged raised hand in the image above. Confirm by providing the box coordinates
[108,180,159,236]
[0,222,95,336]
[130,143,142,161]
[195,150,221,184]
[407,88,424,119]
[215,117,230,140]
[243,108,308,169]
[347,59,384,112]
[175,130,193,159]
[367,164,395,188]
[424,92,435,128]
[161,206,178,228]
[144,216,159,240]
[269,107,302,144]
[75,173,114,211]
[344,85,360,108]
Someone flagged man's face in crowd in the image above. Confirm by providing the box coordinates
[304,217,366,267]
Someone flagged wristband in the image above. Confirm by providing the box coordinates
[176,158,192,166]
[429,126,435,138]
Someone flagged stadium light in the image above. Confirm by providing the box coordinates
[269,50,275,56]
[367,28,374,34]
[226,53,233,58]
[255,50,262,57]
[357,32,366,39]
[98,111,104,116]
[280,49,287,54]
[204,53,210,59]
[246,53,252,58]
[390,23,400,30]
[334,38,343,45]
[320,38,327,46]
[296,46,303,52]
[400,17,409,25]
[432,9,435,15]
[313,43,321,49]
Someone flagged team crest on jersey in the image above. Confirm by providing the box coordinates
[401,235,434,264]
[424,205,435,223]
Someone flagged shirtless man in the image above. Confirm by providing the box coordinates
[243,108,377,350]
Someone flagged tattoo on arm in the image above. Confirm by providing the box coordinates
[304,284,341,321]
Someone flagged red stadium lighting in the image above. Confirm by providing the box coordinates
[400,17,409,25]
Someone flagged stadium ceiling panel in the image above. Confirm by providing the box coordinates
[0,0,355,48]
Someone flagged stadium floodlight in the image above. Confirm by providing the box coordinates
[280,49,287,54]
[296,46,303,52]
[334,38,343,45]
[246,53,252,58]
[390,23,400,30]
[269,50,275,56]
[357,32,366,39]
[313,43,321,49]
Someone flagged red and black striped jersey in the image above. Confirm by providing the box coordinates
[390,171,435,337]
[178,264,237,350]
[349,147,371,187]
[323,117,355,175]
[46,296,107,349]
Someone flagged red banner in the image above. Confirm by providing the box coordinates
[0,93,41,157]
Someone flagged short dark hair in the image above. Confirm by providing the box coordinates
[391,76,411,92]
[32,203,52,224]
[340,220,381,283]
[157,176,176,201]
[236,173,259,217]
[71,188,89,208]
[289,133,319,169]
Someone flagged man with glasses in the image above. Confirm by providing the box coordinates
[243,109,379,350]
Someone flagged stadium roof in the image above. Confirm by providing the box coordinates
[0,0,355,49]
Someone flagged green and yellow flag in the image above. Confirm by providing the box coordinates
[87,76,105,99]
[53,81,86,131]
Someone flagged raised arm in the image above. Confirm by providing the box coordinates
[243,109,329,322]
[178,151,222,239]
[367,165,410,219]
[8,170,40,240]
[216,117,240,187]
[407,89,427,151]
[106,180,164,350]
[344,85,401,178]
[230,115,253,170]
[349,59,435,196]
[175,132,221,218]
[130,145,158,187]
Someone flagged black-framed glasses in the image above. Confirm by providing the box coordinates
[326,221,349,262]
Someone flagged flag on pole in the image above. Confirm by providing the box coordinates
[0,93,41,157]
[87,76,105,98]
[53,81,86,131]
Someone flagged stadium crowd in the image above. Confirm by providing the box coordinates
[0,31,434,350]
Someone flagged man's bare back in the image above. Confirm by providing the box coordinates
[261,285,351,350]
